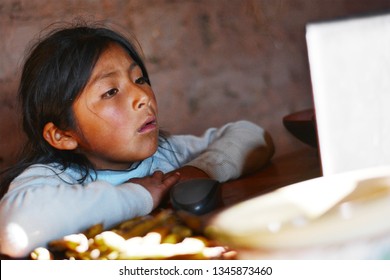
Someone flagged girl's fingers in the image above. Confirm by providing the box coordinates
[152,170,164,180]
[162,172,181,187]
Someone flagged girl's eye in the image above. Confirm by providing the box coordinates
[135,76,150,85]
[102,88,118,99]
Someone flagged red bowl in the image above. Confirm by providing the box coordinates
[283,109,318,148]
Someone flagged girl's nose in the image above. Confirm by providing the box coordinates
[132,88,150,110]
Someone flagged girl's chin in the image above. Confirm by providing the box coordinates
[137,140,159,159]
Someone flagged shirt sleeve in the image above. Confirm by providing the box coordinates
[0,165,153,258]
[165,120,274,182]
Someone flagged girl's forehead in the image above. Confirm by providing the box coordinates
[91,44,138,75]
[88,44,138,85]
[98,43,133,63]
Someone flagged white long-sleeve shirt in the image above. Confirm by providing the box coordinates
[0,120,273,258]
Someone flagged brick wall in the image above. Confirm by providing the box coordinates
[1,0,390,170]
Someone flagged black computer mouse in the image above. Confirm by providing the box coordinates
[170,178,222,215]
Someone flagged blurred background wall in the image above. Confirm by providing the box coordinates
[1,0,390,170]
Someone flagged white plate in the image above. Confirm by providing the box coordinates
[207,166,390,250]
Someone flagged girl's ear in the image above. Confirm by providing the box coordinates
[43,122,78,150]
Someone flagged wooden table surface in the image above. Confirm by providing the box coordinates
[220,146,322,207]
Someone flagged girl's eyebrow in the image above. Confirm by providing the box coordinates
[90,62,139,85]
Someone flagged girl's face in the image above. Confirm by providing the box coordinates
[71,43,159,170]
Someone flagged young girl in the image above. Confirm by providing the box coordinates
[0,23,274,258]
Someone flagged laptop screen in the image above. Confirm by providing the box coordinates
[306,12,390,176]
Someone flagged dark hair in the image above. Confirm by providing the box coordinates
[0,22,151,198]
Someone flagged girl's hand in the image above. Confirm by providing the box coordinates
[128,171,180,208]
[165,166,210,182]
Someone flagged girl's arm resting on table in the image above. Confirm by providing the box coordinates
[168,120,274,182]
[0,166,154,258]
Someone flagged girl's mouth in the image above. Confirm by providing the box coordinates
[138,116,157,133]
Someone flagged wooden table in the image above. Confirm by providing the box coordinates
[221,146,322,207]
